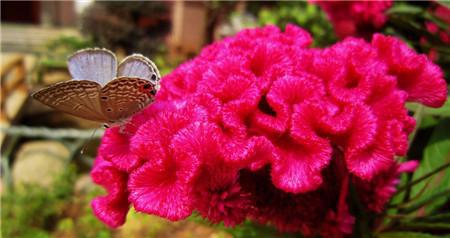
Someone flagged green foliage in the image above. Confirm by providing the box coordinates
[222,220,298,238]
[257,2,336,47]
[189,214,297,238]
[41,36,95,67]
[406,97,450,117]
[410,118,450,214]
[377,231,450,238]
[1,166,77,237]
[152,54,179,77]
[64,187,113,238]
[1,165,113,238]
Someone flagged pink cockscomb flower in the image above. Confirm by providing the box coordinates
[91,24,447,236]
[314,0,392,39]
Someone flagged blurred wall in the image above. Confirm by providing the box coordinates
[1,1,41,24]
[1,1,76,27]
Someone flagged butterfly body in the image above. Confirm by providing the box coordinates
[32,48,160,125]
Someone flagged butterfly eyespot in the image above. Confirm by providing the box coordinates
[143,84,151,89]
[107,108,112,112]
[150,89,157,95]
[151,74,157,81]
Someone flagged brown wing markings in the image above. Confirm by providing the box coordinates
[32,80,109,122]
[75,81,110,120]
[100,77,154,121]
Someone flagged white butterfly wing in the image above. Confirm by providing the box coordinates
[118,54,161,85]
[67,48,117,86]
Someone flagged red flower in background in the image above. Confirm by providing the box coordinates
[421,5,450,61]
[91,25,447,237]
[313,0,392,39]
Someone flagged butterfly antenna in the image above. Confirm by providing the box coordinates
[80,127,99,156]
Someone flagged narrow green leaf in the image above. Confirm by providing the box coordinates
[387,4,423,15]
[410,119,450,214]
[378,231,445,238]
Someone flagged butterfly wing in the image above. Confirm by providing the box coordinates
[67,48,117,86]
[100,77,157,122]
[118,54,161,85]
[32,80,109,122]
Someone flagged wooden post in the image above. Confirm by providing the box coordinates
[169,1,207,60]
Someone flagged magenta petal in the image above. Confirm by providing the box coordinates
[157,61,202,100]
[345,123,394,180]
[91,157,129,228]
[99,127,142,172]
[128,153,199,220]
[271,138,332,193]
[372,34,447,107]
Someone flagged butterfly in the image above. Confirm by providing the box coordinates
[32,48,160,127]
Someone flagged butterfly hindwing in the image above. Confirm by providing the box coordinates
[68,48,117,86]
[100,77,156,122]
[32,80,109,122]
[118,54,160,85]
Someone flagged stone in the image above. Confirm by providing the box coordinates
[12,140,70,188]
[74,174,96,196]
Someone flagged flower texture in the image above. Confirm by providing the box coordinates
[313,0,392,39]
[91,25,447,237]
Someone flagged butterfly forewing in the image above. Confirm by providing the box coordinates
[68,48,117,86]
[100,77,156,122]
[32,80,109,122]
[118,54,160,84]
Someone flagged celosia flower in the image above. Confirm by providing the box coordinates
[313,0,392,39]
[91,24,447,236]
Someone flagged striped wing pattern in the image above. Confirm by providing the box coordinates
[100,77,156,122]
[32,80,109,122]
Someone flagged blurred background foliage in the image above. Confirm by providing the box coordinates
[1,1,449,238]
[255,2,337,47]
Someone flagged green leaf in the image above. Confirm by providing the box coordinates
[410,118,450,214]
[377,232,446,238]
[406,97,450,117]
[419,115,439,129]
[387,4,423,15]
